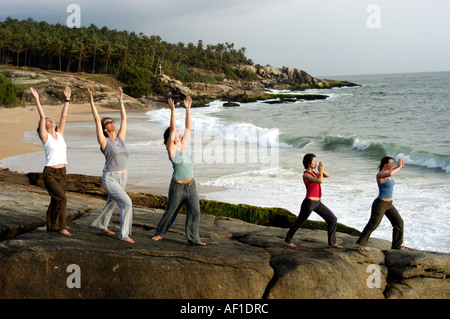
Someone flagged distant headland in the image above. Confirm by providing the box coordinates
[1,18,358,108]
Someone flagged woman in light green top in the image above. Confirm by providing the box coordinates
[152,96,206,246]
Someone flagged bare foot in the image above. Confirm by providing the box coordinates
[122,237,135,244]
[329,244,343,248]
[152,235,163,242]
[101,229,115,235]
[191,241,206,246]
[284,241,297,248]
[58,229,71,236]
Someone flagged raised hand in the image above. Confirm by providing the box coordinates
[183,96,192,109]
[168,98,176,111]
[398,158,405,169]
[64,86,71,100]
[30,87,39,100]
[116,86,123,101]
[87,88,94,104]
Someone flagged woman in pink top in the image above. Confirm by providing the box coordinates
[285,153,343,249]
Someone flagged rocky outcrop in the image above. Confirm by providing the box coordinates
[160,65,357,105]
[3,65,357,108]
[384,250,450,298]
[258,65,318,87]
[1,169,447,299]
[5,69,146,109]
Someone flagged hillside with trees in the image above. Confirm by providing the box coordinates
[0,17,258,98]
[1,18,357,107]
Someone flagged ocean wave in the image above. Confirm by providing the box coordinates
[146,103,283,148]
[278,134,311,149]
[322,135,450,172]
[146,104,450,173]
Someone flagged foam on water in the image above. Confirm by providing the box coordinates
[146,101,283,148]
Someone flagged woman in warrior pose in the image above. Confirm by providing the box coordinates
[285,153,342,249]
[357,156,405,250]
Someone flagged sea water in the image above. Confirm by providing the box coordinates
[2,71,449,253]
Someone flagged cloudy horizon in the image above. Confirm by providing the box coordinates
[1,0,449,77]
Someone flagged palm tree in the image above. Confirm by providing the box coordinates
[116,45,131,72]
[100,42,116,74]
[43,36,54,69]
[0,29,12,64]
[64,37,76,73]
[89,36,101,73]
[72,40,90,73]
[52,38,65,71]
[9,35,25,67]
[20,33,33,67]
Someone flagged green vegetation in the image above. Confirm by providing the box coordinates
[199,200,360,235]
[117,63,169,97]
[0,18,258,97]
[0,73,23,107]
[129,191,360,236]
[176,64,217,84]
[223,63,259,81]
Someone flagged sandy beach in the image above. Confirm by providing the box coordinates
[0,103,111,161]
[0,102,221,197]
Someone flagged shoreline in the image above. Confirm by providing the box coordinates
[0,103,224,197]
[0,103,110,161]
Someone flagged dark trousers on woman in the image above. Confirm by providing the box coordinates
[285,198,338,246]
[43,166,67,232]
[154,179,201,245]
[357,198,403,249]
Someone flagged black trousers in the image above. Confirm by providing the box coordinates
[285,198,338,246]
[357,198,404,249]
[43,166,67,231]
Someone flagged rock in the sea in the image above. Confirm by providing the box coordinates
[223,102,240,107]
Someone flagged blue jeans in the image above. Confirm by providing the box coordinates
[154,179,201,244]
[91,171,133,240]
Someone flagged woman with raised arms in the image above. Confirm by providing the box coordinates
[88,87,134,244]
[31,86,72,237]
[152,96,206,246]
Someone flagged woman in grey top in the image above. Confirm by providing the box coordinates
[88,87,134,243]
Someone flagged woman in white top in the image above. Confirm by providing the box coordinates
[31,86,71,236]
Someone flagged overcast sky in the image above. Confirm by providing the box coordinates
[1,0,449,76]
